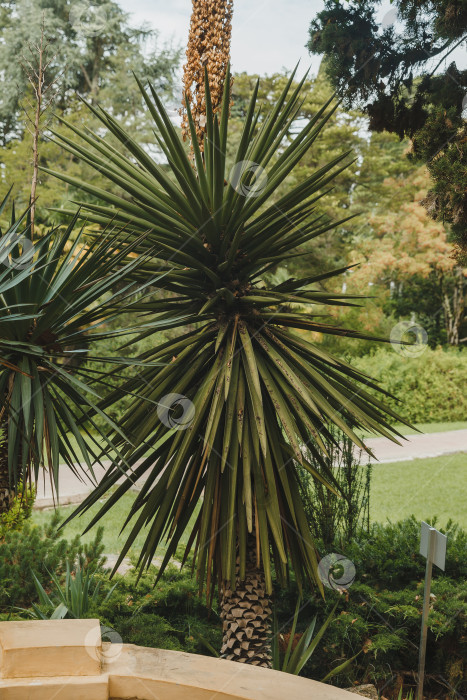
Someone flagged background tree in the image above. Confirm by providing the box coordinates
[0,0,181,223]
[230,69,366,273]
[20,18,62,237]
[307,0,467,259]
[334,168,467,347]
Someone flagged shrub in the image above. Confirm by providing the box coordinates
[300,426,371,550]
[271,518,467,695]
[0,511,106,611]
[345,516,467,587]
[0,483,35,538]
[93,564,222,656]
[352,347,467,423]
[306,578,466,693]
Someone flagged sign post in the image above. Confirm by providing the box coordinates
[417,522,447,700]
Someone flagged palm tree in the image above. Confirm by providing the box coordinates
[0,193,158,513]
[45,70,408,665]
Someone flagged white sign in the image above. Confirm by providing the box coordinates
[419,521,447,571]
[417,521,448,700]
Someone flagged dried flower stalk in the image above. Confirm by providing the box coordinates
[181,0,234,151]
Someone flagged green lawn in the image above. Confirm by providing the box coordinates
[370,452,466,529]
[32,451,466,554]
[394,420,467,435]
[32,492,199,560]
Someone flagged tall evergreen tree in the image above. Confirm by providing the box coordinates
[308,0,467,259]
[0,0,181,220]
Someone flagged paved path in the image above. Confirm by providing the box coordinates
[102,553,181,576]
[33,430,467,509]
[364,429,466,463]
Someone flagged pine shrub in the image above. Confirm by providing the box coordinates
[0,511,106,610]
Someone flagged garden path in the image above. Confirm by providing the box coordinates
[33,429,467,509]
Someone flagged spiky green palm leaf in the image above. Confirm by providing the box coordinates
[0,194,161,499]
[51,69,409,596]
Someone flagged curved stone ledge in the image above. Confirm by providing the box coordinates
[0,620,356,700]
[106,644,356,700]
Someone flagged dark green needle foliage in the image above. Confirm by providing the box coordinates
[308,0,467,257]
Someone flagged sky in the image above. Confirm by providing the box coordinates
[116,0,467,82]
[117,0,324,76]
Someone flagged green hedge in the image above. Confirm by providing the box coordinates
[352,347,467,423]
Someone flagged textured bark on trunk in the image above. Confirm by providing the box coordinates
[443,267,465,345]
[220,531,272,667]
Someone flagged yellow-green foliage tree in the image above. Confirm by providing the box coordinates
[335,168,466,346]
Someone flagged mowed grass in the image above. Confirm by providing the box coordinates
[370,452,466,529]
[32,452,466,554]
[392,420,467,435]
[32,492,200,560]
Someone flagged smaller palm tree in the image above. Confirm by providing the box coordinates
[0,192,158,513]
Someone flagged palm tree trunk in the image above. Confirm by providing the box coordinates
[220,530,272,667]
[0,422,14,515]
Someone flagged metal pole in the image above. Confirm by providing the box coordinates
[417,528,436,700]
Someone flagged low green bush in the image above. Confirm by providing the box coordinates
[0,511,106,611]
[352,347,467,423]
[345,516,467,586]
[273,517,467,695]
[300,577,466,693]
[0,483,35,538]
[94,564,222,655]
